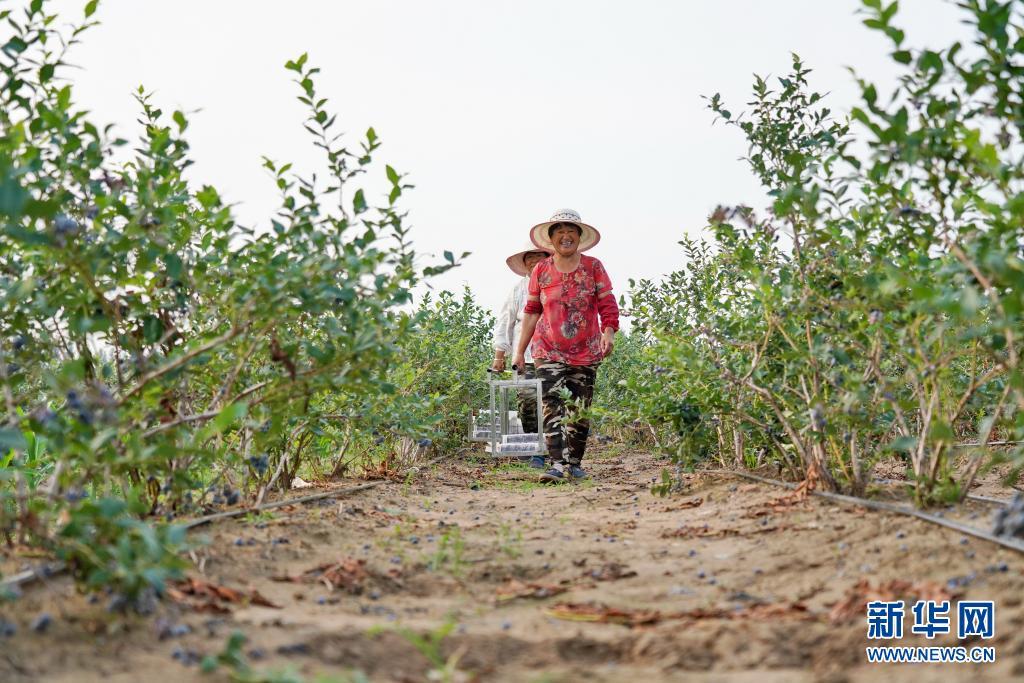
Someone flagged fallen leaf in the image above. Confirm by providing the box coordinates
[663,497,704,512]
[168,577,280,613]
[272,558,369,594]
[662,523,794,539]
[495,580,568,602]
[545,600,817,628]
[587,562,637,582]
[829,579,955,624]
[544,602,663,626]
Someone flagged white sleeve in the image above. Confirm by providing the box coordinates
[493,286,516,353]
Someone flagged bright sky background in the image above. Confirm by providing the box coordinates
[49,0,967,322]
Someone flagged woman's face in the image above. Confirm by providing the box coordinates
[523,251,546,272]
[550,223,581,257]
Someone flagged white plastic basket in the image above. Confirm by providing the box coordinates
[469,368,545,458]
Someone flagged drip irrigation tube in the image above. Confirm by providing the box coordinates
[181,480,384,530]
[700,469,1024,555]
[872,478,1020,507]
[0,457,447,593]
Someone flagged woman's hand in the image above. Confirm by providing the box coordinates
[511,352,526,372]
[491,353,507,372]
[600,328,615,357]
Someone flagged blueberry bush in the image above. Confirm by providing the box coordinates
[621,0,1024,504]
[0,0,475,597]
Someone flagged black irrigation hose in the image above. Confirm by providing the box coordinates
[181,480,385,530]
[700,468,1024,555]
[873,478,1018,507]
[0,457,447,593]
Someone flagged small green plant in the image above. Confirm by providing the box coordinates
[495,523,522,559]
[391,617,466,683]
[428,526,465,576]
[56,496,188,601]
[201,631,366,683]
[200,631,308,683]
[401,470,416,497]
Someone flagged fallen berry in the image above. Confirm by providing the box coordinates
[277,642,312,656]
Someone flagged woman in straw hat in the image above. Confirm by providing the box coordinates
[511,209,619,481]
[493,243,552,467]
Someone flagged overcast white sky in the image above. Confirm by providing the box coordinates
[49,0,967,320]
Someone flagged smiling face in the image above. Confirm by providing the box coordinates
[523,251,547,272]
[549,223,582,257]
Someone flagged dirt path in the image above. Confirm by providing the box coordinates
[3,447,1024,682]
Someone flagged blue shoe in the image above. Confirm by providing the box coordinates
[540,465,565,482]
[569,466,589,480]
[528,456,546,470]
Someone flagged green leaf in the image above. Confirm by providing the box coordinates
[352,189,367,214]
[142,316,164,344]
[0,173,28,218]
[285,52,308,72]
[888,436,917,452]
[196,185,220,208]
[0,429,27,453]
[85,0,100,17]
[172,110,187,132]
[892,50,912,64]
[928,421,954,442]
[209,402,248,435]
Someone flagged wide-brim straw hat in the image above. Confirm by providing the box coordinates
[506,242,552,277]
[529,208,601,253]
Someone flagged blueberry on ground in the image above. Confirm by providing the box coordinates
[106,594,129,613]
[30,613,52,633]
[276,642,312,656]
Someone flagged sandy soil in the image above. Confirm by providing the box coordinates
[2,447,1024,682]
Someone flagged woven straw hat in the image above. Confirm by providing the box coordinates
[529,208,601,253]
[505,242,552,277]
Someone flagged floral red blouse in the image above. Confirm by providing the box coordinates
[523,255,620,366]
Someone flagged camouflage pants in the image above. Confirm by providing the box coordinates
[535,361,599,466]
[516,363,540,434]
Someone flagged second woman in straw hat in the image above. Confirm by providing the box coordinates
[493,242,552,467]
